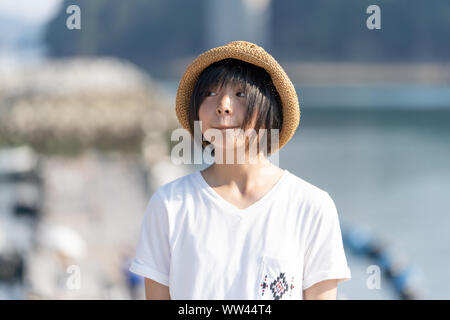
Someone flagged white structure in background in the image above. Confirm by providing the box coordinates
[39,225,87,261]
[0,146,39,177]
[205,0,271,49]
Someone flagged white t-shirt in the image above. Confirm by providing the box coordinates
[129,169,351,300]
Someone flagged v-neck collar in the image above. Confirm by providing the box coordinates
[193,168,289,217]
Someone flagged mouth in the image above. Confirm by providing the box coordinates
[213,126,240,130]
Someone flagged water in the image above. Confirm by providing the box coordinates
[278,108,450,299]
[298,84,450,109]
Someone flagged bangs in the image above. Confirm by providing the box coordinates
[200,59,249,95]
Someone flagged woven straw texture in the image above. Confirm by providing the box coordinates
[175,40,300,151]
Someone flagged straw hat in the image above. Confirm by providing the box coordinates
[175,40,300,151]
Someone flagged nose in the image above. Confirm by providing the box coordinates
[216,95,232,116]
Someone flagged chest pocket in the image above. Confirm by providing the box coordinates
[256,255,302,300]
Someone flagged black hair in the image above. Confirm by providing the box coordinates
[188,58,283,155]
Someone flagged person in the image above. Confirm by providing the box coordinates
[129,41,351,300]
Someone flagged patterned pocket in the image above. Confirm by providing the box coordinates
[256,255,301,300]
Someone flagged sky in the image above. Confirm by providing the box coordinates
[0,0,62,24]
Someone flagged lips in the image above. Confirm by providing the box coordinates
[213,126,239,130]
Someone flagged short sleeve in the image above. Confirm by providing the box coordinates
[302,192,351,290]
[129,191,171,286]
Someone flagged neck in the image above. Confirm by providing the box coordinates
[205,153,281,192]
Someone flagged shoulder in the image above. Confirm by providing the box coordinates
[283,170,331,208]
[151,170,199,205]
[282,171,339,225]
[286,173,341,231]
[143,171,198,220]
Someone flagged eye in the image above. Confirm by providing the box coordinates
[236,92,246,97]
[206,91,216,97]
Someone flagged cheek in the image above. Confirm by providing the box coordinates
[236,102,248,121]
[198,104,207,121]
[198,104,212,134]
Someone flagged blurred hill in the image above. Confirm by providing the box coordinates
[44,0,450,80]
[44,0,205,79]
[271,0,450,62]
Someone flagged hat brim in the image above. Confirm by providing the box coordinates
[175,41,300,153]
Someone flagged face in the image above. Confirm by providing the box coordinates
[198,82,256,156]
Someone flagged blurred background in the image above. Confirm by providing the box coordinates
[1,0,449,299]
